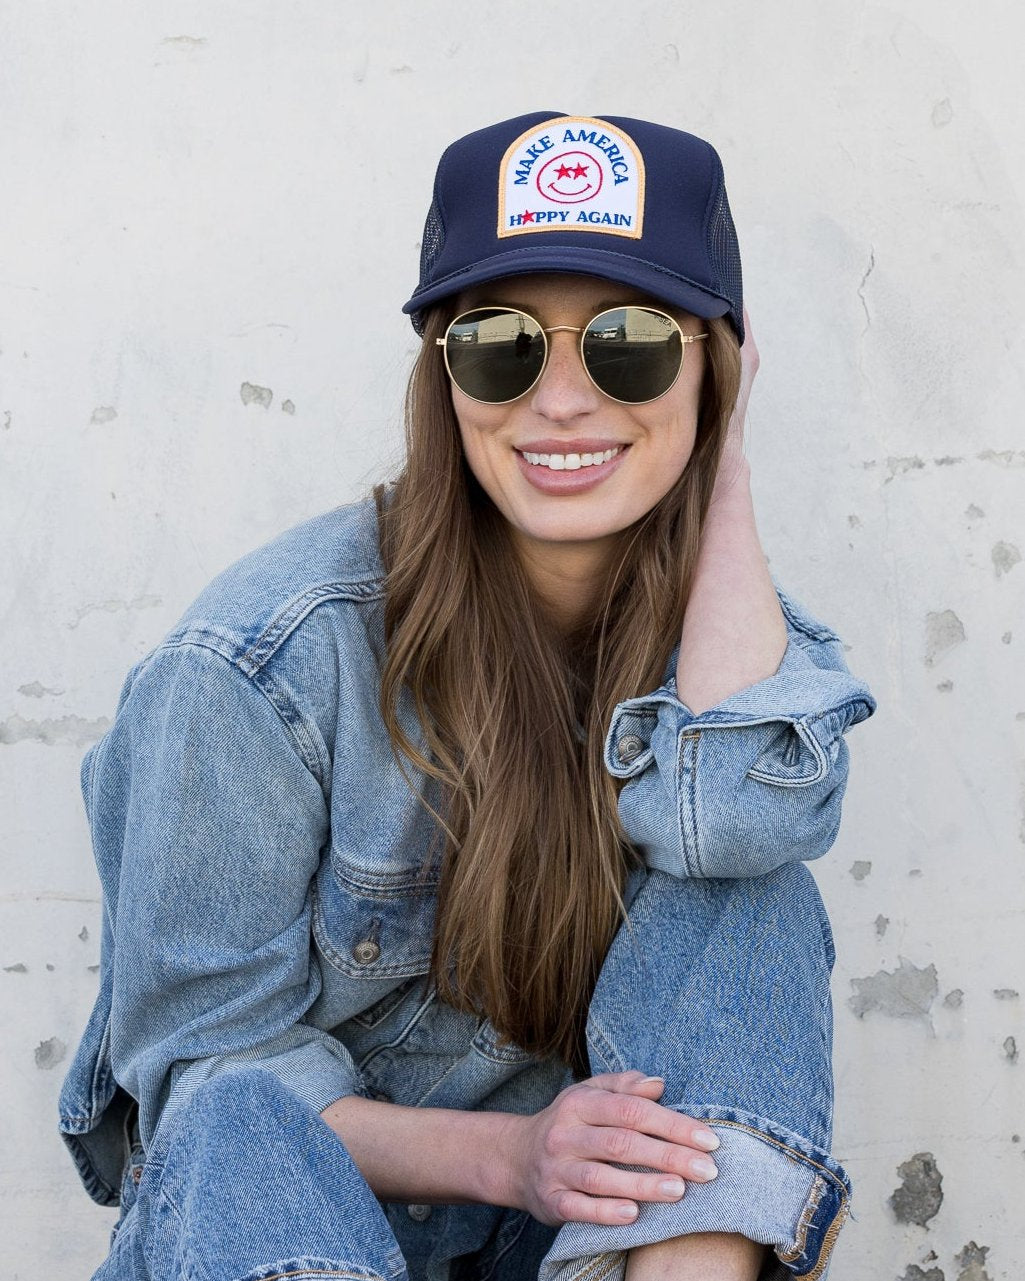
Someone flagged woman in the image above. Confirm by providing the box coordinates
[60,113,875,1281]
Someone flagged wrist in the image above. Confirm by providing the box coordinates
[709,454,752,509]
[488,1111,531,1210]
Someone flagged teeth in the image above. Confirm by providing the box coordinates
[521,447,621,470]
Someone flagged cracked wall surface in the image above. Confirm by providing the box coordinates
[1,3,1022,1277]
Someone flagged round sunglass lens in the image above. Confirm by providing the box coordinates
[582,307,683,403]
[445,310,546,403]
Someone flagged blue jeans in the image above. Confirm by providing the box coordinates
[95,866,849,1281]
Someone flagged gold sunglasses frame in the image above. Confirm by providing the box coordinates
[436,305,709,406]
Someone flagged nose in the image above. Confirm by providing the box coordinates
[528,330,602,422]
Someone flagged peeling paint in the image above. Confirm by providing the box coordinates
[850,860,872,881]
[900,1266,944,1281]
[955,1241,991,1281]
[977,448,1025,467]
[889,1152,943,1226]
[847,514,861,529]
[18,681,63,698]
[89,405,117,425]
[2,409,11,430]
[161,35,207,48]
[924,610,966,666]
[943,989,964,1009]
[849,958,938,1022]
[78,926,89,942]
[991,541,1021,578]
[993,988,1019,1000]
[1003,1036,1018,1064]
[0,713,111,747]
[68,594,161,629]
[933,454,962,466]
[240,381,273,408]
[875,914,889,938]
[931,97,953,127]
[1003,632,1013,644]
[281,398,295,415]
[3,962,27,974]
[33,1036,67,1070]
[936,680,953,692]
[45,963,54,972]
[86,963,100,973]
[964,503,985,519]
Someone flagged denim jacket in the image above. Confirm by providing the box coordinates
[58,495,875,1207]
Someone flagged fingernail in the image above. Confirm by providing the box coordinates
[692,1129,720,1151]
[691,1157,719,1180]
[618,1203,639,1220]
[658,1179,686,1198]
[639,1075,664,1084]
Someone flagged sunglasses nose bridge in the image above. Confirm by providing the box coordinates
[528,325,602,418]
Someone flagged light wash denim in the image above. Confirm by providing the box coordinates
[59,496,875,1280]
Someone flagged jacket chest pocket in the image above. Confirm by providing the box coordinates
[312,854,437,980]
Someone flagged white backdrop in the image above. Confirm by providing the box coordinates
[2,3,1023,1277]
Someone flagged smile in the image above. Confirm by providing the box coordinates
[518,447,622,471]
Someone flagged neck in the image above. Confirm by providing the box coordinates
[512,531,621,633]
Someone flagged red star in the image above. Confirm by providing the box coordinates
[570,163,589,180]
[554,164,573,179]
[521,210,535,222]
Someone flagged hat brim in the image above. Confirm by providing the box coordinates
[402,245,733,333]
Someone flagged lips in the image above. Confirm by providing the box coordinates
[514,442,628,494]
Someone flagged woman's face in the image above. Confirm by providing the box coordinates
[449,273,706,565]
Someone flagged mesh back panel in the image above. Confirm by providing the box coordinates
[706,169,743,326]
[412,196,447,333]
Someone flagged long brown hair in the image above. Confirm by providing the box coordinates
[377,302,740,1075]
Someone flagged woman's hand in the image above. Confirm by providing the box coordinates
[715,306,759,495]
[501,1070,721,1227]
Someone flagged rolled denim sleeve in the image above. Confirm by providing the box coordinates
[605,588,876,879]
[87,639,361,1148]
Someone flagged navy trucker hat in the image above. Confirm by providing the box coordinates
[403,112,743,344]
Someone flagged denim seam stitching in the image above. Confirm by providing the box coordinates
[563,1250,624,1281]
[747,720,829,788]
[158,638,326,783]
[237,581,387,675]
[780,1172,826,1265]
[677,730,702,876]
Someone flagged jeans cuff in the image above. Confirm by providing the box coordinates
[537,1106,851,1281]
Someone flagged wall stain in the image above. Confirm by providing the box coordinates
[18,681,63,698]
[240,381,273,408]
[161,35,207,48]
[281,398,296,415]
[875,914,889,938]
[900,1266,944,1281]
[849,958,938,1022]
[87,964,100,973]
[34,1036,67,1070]
[943,989,964,1009]
[931,97,953,127]
[890,1152,943,1226]
[924,610,966,666]
[1003,632,1013,644]
[89,406,117,425]
[849,860,872,881]
[993,988,1019,1000]
[964,503,985,519]
[955,1241,991,1281]
[4,962,28,974]
[991,541,1021,578]
[934,455,963,465]
[0,713,111,747]
[2,409,11,430]
[1003,1036,1018,1064]
[78,926,89,943]
[847,514,861,528]
[69,594,162,629]
[936,680,954,693]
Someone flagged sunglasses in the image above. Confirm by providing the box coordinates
[437,305,708,406]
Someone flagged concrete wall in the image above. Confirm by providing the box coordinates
[2,3,1021,1277]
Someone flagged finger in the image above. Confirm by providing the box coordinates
[550,1188,640,1227]
[576,1092,720,1154]
[567,1160,687,1205]
[579,1070,663,1094]
[576,1125,720,1183]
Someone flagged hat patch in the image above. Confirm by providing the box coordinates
[497,116,644,240]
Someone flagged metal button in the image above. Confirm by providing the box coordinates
[617,733,645,764]
[352,940,381,965]
[407,1203,432,1222]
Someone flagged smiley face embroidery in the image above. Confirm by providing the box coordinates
[535,151,603,204]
